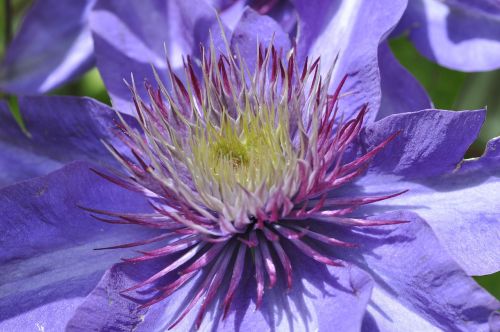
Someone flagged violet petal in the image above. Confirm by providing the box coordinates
[377,42,432,120]
[342,211,500,331]
[362,109,485,178]
[353,137,500,275]
[0,161,157,331]
[0,96,133,187]
[90,0,225,113]
[396,0,500,71]
[230,8,291,75]
[293,0,407,123]
[0,0,96,94]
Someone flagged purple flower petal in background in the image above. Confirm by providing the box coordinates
[287,0,410,123]
[0,0,96,94]
[90,0,412,122]
[215,0,297,34]
[0,96,130,187]
[377,42,432,119]
[395,0,500,71]
[89,0,228,113]
[230,8,291,75]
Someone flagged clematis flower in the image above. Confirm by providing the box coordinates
[83,40,412,330]
[0,2,499,331]
[1,24,500,332]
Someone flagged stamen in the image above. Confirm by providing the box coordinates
[87,32,407,329]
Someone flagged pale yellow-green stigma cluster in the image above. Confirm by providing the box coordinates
[188,97,298,206]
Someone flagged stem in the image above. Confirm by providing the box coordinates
[5,0,12,45]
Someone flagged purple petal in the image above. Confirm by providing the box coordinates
[0,96,131,187]
[254,0,297,35]
[211,1,298,34]
[293,0,407,122]
[65,263,153,331]
[230,8,291,75]
[0,100,57,185]
[362,109,485,178]
[0,0,96,94]
[396,0,500,71]
[460,135,500,172]
[67,248,374,331]
[214,0,246,30]
[216,259,372,332]
[0,161,157,331]
[357,110,497,274]
[320,210,499,330]
[90,0,223,113]
[377,42,432,120]
[348,211,499,331]
[354,137,500,275]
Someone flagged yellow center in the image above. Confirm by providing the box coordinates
[189,104,297,197]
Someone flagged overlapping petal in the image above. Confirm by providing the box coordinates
[90,0,226,113]
[230,8,291,75]
[0,96,130,187]
[355,110,499,275]
[292,0,408,123]
[396,0,500,71]
[362,109,485,178]
[351,212,499,331]
[0,0,96,94]
[0,161,156,331]
[377,42,432,120]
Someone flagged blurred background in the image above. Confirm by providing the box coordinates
[1,1,498,298]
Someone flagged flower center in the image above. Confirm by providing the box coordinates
[89,34,405,330]
[212,131,250,168]
[189,103,297,196]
